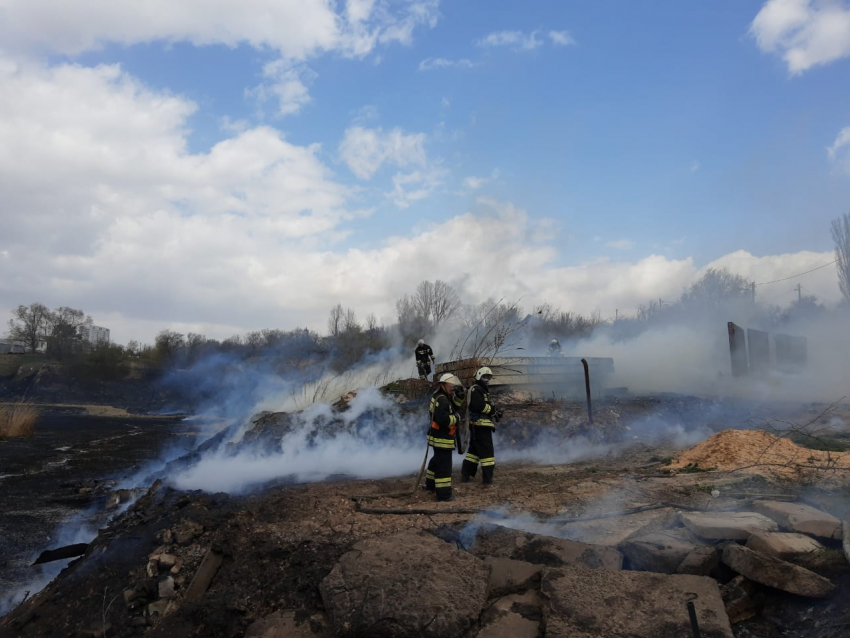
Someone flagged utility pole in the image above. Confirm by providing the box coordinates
[795,283,802,302]
[615,309,618,321]
[751,282,756,303]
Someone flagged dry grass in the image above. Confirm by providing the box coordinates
[0,403,38,438]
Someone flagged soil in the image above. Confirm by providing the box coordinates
[0,407,194,601]
[1,392,849,637]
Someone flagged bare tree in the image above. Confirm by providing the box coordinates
[366,313,379,332]
[327,304,344,338]
[680,268,752,309]
[46,306,92,358]
[8,303,50,352]
[832,213,850,303]
[343,307,359,333]
[431,280,461,324]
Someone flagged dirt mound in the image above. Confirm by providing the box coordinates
[669,429,850,483]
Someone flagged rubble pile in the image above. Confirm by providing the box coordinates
[668,429,850,483]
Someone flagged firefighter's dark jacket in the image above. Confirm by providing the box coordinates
[469,380,496,428]
[415,344,434,364]
[428,390,463,449]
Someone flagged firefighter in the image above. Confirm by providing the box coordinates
[425,372,465,501]
[547,338,562,356]
[414,338,435,380]
[461,366,502,485]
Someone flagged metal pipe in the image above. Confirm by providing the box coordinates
[580,358,593,425]
[686,601,701,638]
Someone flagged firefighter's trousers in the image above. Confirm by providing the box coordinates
[462,425,495,484]
[425,444,453,500]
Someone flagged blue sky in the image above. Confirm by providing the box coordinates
[1,0,849,342]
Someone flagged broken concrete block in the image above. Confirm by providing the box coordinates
[541,565,733,638]
[147,600,169,617]
[746,531,824,560]
[477,590,542,637]
[721,543,835,598]
[620,528,706,574]
[679,511,778,540]
[145,560,158,578]
[459,522,623,570]
[245,610,332,638]
[319,530,488,638]
[721,575,763,624]
[184,548,223,603]
[173,520,204,545]
[484,556,542,597]
[752,500,842,539]
[158,576,175,600]
[677,546,719,576]
[169,557,184,575]
[157,554,178,568]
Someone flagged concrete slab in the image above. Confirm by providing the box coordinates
[722,544,835,598]
[541,565,733,638]
[477,591,542,638]
[679,511,778,540]
[557,507,677,547]
[620,528,706,574]
[466,522,623,571]
[752,501,842,539]
[746,531,825,560]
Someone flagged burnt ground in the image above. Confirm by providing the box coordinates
[1,393,849,637]
[0,408,194,602]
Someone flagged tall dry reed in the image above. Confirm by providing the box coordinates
[0,403,38,438]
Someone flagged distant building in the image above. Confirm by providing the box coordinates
[0,339,27,354]
[78,325,110,345]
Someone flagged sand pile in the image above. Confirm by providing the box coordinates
[668,429,850,483]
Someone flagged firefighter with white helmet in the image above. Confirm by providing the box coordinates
[548,338,562,357]
[461,366,502,485]
[415,339,435,380]
[425,372,465,501]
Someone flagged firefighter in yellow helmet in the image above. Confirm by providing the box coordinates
[425,373,465,501]
[461,366,502,485]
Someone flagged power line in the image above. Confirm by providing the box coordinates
[753,259,838,286]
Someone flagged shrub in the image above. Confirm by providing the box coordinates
[0,403,38,438]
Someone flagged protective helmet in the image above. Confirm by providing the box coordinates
[418,339,425,345]
[438,373,462,386]
[475,366,493,381]
[551,339,559,344]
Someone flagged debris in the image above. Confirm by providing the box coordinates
[540,565,733,638]
[745,531,825,560]
[319,530,488,638]
[844,519,850,568]
[721,544,836,598]
[620,528,707,574]
[677,546,719,576]
[721,575,763,624]
[183,547,224,603]
[483,556,542,597]
[678,511,778,540]
[445,522,624,571]
[244,610,332,638]
[31,543,88,565]
[173,519,204,545]
[751,500,842,539]
[477,590,542,638]
[157,553,178,568]
[158,575,176,599]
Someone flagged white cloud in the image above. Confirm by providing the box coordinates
[418,57,476,70]
[247,60,315,117]
[477,30,544,51]
[605,239,636,250]
[462,169,499,191]
[751,0,850,74]
[828,125,850,172]
[338,126,428,179]
[548,30,576,46]
[387,167,446,207]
